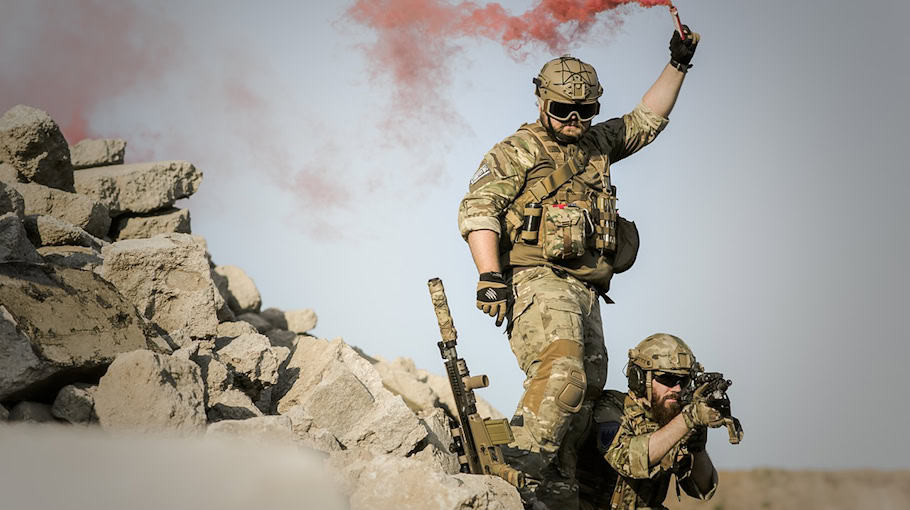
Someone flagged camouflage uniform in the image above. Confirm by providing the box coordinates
[457,103,668,508]
[604,394,717,509]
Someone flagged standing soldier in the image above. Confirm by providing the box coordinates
[456,27,700,509]
[604,333,721,509]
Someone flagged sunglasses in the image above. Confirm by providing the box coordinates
[653,372,690,388]
[546,100,600,122]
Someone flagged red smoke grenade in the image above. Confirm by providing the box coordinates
[669,4,686,40]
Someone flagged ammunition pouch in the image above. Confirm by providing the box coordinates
[592,192,618,253]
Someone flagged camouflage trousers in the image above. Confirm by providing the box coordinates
[503,266,608,510]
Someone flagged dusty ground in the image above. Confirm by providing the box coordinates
[665,469,910,510]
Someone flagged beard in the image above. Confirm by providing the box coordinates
[540,113,588,143]
[651,392,682,427]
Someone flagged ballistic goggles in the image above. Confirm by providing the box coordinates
[653,372,691,389]
[546,100,600,121]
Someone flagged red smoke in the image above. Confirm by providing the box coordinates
[0,1,349,238]
[0,0,179,143]
[347,0,673,133]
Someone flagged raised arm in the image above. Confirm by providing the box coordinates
[642,26,700,118]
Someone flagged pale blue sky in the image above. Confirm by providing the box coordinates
[2,0,908,469]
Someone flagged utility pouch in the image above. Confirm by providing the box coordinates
[520,203,542,244]
[541,203,586,260]
[612,214,640,274]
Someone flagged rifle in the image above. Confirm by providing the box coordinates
[680,371,744,444]
[427,277,525,488]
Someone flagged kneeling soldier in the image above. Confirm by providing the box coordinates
[603,333,722,509]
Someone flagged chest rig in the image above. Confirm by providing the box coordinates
[504,123,619,254]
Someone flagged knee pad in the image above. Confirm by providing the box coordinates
[520,339,586,414]
[555,369,586,413]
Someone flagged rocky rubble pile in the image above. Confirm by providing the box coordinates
[0,105,521,510]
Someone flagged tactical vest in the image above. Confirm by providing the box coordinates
[501,123,620,269]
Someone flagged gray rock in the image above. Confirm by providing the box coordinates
[209,269,234,323]
[284,405,342,452]
[215,332,280,389]
[260,307,287,329]
[414,408,460,474]
[193,352,233,406]
[265,329,298,349]
[94,350,206,433]
[327,449,523,510]
[0,213,41,263]
[73,160,201,216]
[271,345,291,371]
[0,162,19,183]
[257,308,316,335]
[277,337,426,456]
[286,308,317,334]
[213,265,261,315]
[51,383,97,424]
[0,404,7,421]
[9,401,55,423]
[0,264,167,401]
[101,234,221,341]
[425,368,505,420]
[254,386,274,414]
[216,320,258,339]
[69,138,126,169]
[0,181,24,217]
[36,245,103,271]
[0,105,74,191]
[206,415,296,444]
[171,343,199,361]
[206,388,263,422]
[23,214,103,249]
[374,356,441,413]
[236,312,271,334]
[109,207,190,240]
[9,181,110,237]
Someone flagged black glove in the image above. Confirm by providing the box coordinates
[685,426,708,453]
[476,271,509,327]
[669,24,700,72]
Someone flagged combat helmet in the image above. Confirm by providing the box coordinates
[626,333,701,401]
[533,55,603,104]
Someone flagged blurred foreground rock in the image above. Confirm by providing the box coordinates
[0,425,348,510]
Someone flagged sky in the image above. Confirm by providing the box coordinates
[2,0,909,470]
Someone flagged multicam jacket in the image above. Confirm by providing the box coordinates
[457,103,668,291]
[604,395,717,510]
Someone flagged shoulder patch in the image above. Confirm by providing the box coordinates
[470,163,491,186]
[597,421,621,453]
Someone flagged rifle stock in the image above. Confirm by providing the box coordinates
[428,278,525,488]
